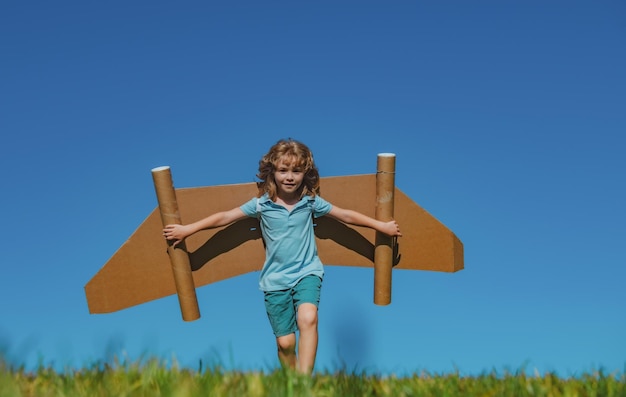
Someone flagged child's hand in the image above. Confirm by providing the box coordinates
[163,224,191,247]
[381,220,402,237]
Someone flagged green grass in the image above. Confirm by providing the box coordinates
[1,356,624,397]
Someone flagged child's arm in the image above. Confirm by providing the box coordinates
[163,207,247,246]
[327,205,402,237]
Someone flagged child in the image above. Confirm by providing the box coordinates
[163,139,401,374]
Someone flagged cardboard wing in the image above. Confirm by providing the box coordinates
[85,174,463,314]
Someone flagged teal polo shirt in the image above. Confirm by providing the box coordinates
[240,193,333,291]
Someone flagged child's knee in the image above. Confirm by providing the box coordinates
[297,303,318,328]
[276,334,296,353]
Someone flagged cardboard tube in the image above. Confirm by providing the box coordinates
[374,153,396,305]
[151,166,201,321]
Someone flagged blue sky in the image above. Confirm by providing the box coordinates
[1,1,624,376]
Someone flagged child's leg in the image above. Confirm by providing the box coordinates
[276,333,297,369]
[296,303,318,374]
[264,290,298,370]
[292,275,322,374]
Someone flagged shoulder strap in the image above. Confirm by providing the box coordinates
[311,196,317,225]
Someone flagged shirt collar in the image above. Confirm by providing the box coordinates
[258,193,314,208]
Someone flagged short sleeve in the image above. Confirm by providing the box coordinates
[240,197,258,218]
[313,195,333,218]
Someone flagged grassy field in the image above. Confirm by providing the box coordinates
[1,357,624,397]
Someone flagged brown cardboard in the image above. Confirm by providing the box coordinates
[374,154,396,305]
[85,173,463,315]
[151,166,200,321]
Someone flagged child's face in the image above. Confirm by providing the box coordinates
[273,156,305,197]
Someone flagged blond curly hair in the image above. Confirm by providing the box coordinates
[256,139,320,200]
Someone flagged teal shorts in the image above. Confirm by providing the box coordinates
[264,275,322,337]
